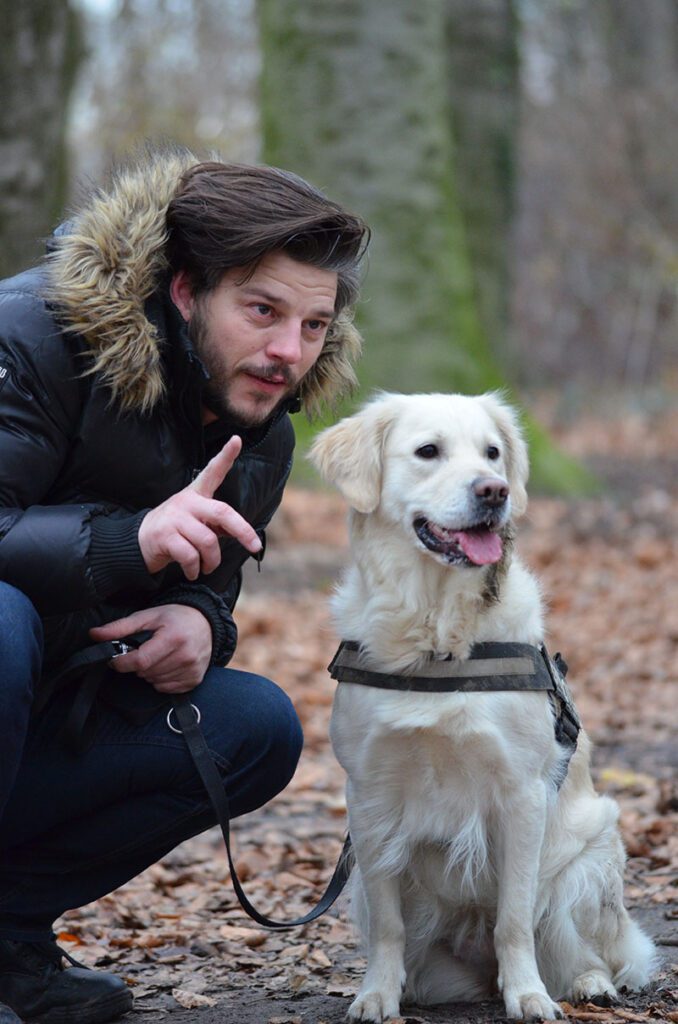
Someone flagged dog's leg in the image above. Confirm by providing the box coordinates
[495,782,564,1022]
[348,852,406,1022]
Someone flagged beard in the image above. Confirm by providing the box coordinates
[188,306,299,428]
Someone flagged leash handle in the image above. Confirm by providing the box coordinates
[171,696,353,930]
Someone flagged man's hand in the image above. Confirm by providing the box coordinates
[138,435,262,580]
[89,604,212,693]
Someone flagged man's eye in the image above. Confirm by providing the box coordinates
[486,445,501,460]
[415,444,439,459]
[307,320,326,332]
[253,304,272,316]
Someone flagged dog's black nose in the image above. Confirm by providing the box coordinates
[472,476,509,507]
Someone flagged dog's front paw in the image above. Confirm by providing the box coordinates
[347,989,401,1022]
[503,989,564,1021]
[571,970,618,1005]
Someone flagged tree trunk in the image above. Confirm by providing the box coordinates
[258,0,500,395]
[0,0,82,277]
[445,0,519,361]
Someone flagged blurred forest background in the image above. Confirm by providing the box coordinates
[2,0,677,446]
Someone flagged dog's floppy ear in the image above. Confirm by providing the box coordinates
[479,392,529,517]
[308,396,397,513]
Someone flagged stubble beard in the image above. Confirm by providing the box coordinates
[188,307,299,429]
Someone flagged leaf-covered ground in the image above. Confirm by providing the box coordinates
[56,403,678,1024]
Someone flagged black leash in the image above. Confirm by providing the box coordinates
[40,633,353,929]
[171,695,353,929]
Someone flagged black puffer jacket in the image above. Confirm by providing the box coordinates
[0,263,294,669]
[0,152,359,674]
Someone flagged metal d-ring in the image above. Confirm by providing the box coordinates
[167,703,201,734]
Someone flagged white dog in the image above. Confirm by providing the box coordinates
[310,392,655,1023]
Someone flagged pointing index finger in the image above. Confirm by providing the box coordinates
[191,436,242,498]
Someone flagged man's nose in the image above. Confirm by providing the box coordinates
[265,322,304,364]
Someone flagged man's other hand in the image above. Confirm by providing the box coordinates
[89,604,212,693]
[138,435,262,580]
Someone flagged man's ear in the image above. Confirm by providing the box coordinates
[308,396,398,514]
[169,270,196,322]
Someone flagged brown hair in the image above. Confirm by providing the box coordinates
[165,162,369,315]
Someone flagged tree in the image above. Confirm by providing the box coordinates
[0,0,82,277]
[445,0,519,367]
[69,0,261,183]
[257,0,592,492]
[513,0,678,387]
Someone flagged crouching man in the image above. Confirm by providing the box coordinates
[0,148,368,1024]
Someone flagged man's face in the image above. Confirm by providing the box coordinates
[171,251,338,427]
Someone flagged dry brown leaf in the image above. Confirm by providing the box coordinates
[218,924,268,947]
[171,988,217,1008]
[308,949,332,968]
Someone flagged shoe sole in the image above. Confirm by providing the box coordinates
[24,988,133,1024]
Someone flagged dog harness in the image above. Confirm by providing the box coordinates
[329,640,581,755]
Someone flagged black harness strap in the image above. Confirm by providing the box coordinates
[329,640,580,748]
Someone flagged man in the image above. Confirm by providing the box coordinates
[0,147,368,1024]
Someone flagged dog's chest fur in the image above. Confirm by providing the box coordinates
[332,685,559,871]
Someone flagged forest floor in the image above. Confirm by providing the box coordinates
[55,399,678,1024]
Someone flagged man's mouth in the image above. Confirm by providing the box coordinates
[243,367,294,393]
[413,517,503,566]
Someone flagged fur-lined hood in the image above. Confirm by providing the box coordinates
[46,148,362,416]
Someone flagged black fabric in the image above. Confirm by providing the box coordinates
[34,631,161,751]
[0,268,295,685]
[154,584,238,667]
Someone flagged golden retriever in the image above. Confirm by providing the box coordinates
[310,392,656,1023]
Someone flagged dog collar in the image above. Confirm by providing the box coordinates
[329,640,580,748]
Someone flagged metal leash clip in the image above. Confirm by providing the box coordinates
[109,630,155,659]
[111,640,134,658]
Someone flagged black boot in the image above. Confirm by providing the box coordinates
[0,1001,22,1024]
[0,939,132,1024]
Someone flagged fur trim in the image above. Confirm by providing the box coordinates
[45,147,362,416]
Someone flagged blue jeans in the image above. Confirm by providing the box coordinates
[0,583,303,941]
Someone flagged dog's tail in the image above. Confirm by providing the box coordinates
[605,911,659,992]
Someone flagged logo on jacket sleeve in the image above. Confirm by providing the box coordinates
[0,366,8,393]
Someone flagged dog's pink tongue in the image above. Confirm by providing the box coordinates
[453,529,503,565]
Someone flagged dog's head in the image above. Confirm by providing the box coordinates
[309,391,529,569]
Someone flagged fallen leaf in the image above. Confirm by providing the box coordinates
[171,988,218,1008]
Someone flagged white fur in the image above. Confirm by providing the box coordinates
[310,392,656,1023]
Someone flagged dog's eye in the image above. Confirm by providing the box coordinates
[486,445,501,461]
[415,444,439,459]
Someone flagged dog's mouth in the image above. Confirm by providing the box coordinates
[413,517,503,566]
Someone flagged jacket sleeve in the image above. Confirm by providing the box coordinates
[0,289,153,614]
[205,438,294,612]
